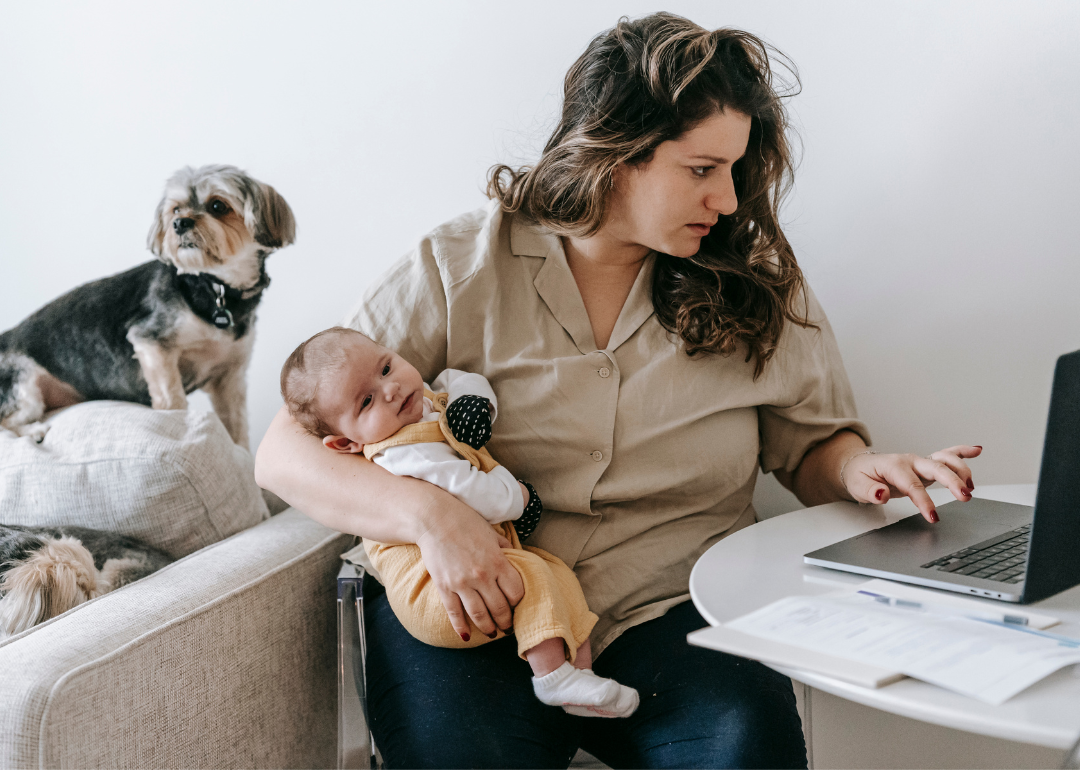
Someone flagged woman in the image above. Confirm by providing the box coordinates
[256,13,978,768]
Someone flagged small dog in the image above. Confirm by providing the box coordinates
[0,524,173,637]
[0,165,295,447]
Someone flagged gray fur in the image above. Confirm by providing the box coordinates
[0,524,173,589]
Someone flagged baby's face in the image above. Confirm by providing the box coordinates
[319,335,425,451]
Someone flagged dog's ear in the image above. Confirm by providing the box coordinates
[248,182,296,250]
[147,196,168,260]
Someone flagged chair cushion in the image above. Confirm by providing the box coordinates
[0,401,268,558]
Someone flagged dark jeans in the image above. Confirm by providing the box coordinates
[363,578,806,769]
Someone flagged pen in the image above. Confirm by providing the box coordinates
[971,619,1080,648]
[856,590,1030,626]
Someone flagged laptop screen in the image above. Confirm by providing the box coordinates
[1024,349,1080,603]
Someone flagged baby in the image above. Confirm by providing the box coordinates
[280,326,639,718]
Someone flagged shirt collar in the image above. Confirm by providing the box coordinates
[509,214,561,259]
[510,214,656,354]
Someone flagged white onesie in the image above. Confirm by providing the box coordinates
[367,369,524,524]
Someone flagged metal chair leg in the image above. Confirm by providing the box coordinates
[338,562,375,769]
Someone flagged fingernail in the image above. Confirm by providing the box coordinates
[460,632,470,642]
[930,510,939,523]
[486,631,498,639]
[875,488,884,501]
[974,445,983,450]
[506,626,514,634]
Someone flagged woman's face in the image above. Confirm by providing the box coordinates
[606,109,752,259]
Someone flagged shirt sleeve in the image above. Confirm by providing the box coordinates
[757,286,872,475]
[372,443,525,523]
[431,369,499,422]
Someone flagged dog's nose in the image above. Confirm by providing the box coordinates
[173,218,195,235]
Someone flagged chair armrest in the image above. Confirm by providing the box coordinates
[0,509,353,769]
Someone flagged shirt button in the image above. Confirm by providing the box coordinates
[591,450,603,462]
[598,367,611,378]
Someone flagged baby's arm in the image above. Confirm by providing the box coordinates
[373,443,525,524]
[431,369,499,420]
[426,369,541,538]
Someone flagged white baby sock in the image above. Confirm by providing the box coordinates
[531,662,640,718]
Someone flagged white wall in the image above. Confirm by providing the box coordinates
[2,1,1077,516]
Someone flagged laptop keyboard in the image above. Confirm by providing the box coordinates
[921,524,1030,584]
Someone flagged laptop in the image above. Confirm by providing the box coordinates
[804,349,1080,604]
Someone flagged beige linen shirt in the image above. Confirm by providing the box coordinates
[347,202,870,655]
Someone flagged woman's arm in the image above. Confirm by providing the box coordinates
[776,429,982,522]
[254,405,524,637]
[256,406,435,542]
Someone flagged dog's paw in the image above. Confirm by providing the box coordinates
[16,422,50,443]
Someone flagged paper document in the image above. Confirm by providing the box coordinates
[687,624,906,689]
[726,592,1080,705]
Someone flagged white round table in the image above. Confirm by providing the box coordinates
[689,485,1080,750]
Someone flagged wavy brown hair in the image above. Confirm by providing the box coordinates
[488,13,812,377]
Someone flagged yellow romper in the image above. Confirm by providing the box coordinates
[362,390,598,661]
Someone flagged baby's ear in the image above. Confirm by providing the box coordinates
[323,435,363,454]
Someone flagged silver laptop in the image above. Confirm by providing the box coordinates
[804,350,1080,604]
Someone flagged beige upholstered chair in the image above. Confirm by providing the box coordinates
[0,510,352,769]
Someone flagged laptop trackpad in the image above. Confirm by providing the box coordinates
[806,498,1032,572]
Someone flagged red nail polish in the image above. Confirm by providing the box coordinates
[930,510,939,523]
[460,633,470,642]
[486,631,497,639]
[875,488,884,501]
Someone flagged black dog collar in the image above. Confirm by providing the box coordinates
[173,259,271,334]
[175,271,262,332]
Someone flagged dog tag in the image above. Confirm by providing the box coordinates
[211,281,233,329]
[212,307,234,329]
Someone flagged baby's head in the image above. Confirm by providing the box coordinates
[280,326,425,453]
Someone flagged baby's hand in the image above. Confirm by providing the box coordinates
[446,394,493,449]
[515,480,543,541]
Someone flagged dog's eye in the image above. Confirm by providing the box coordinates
[172,207,179,214]
[382,364,390,376]
[209,200,229,216]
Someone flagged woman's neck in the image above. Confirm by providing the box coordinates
[562,234,649,350]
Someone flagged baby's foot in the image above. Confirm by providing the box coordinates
[532,661,639,718]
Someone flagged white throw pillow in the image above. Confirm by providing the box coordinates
[0,402,269,558]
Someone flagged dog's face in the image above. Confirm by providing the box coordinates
[147,165,295,289]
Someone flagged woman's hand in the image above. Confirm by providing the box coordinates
[415,495,524,642]
[783,430,982,524]
[840,445,983,522]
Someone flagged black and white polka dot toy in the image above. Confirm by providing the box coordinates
[446,394,493,449]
